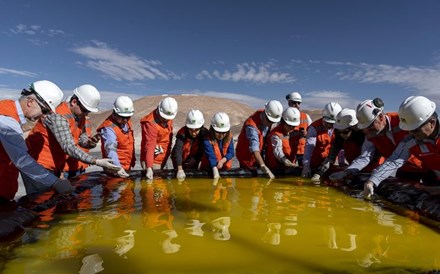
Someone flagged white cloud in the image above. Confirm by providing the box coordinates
[0,87,22,100]
[0,67,38,77]
[187,89,266,108]
[72,41,181,82]
[8,24,65,46]
[324,61,440,103]
[302,90,359,110]
[196,62,296,84]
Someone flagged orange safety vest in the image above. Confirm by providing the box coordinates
[408,126,440,180]
[97,116,135,170]
[26,102,87,173]
[140,111,173,166]
[309,118,334,169]
[266,123,295,170]
[0,100,21,199]
[64,116,92,172]
[200,135,233,170]
[368,113,423,173]
[290,112,310,155]
[236,110,266,168]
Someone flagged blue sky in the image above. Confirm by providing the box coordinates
[1,0,440,111]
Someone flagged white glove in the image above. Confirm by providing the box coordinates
[311,174,321,183]
[282,157,295,168]
[154,145,164,156]
[329,170,347,182]
[212,167,220,179]
[53,178,75,194]
[176,169,186,180]
[117,167,130,178]
[146,167,154,180]
[96,158,120,171]
[260,165,275,179]
[363,181,375,200]
[301,164,311,178]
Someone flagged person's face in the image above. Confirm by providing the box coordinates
[26,96,50,121]
[73,98,90,118]
[283,123,295,134]
[323,120,334,130]
[188,127,201,138]
[410,118,436,141]
[363,114,386,138]
[114,113,131,127]
[288,100,301,110]
[338,128,353,140]
[214,130,227,140]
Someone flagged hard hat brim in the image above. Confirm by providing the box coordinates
[213,126,230,132]
[159,111,176,120]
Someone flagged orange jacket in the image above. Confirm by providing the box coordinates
[0,100,21,199]
[200,135,233,170]
[290,111,310,155]
[368,113,423,173]
[140,110,173,168]
[64,116,91,172]
[309,118,334,169]
[236,110,265,168]
[97,116,135,170]
[266,123,295,170]
[26,102,87,173]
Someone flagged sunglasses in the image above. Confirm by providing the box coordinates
[289,101,301,105]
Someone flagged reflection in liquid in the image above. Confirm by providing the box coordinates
[161,229,181,254]
[2,177,440,274]
[114,230,136,257]
[79,254,104,274]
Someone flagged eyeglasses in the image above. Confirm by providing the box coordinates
[289,101,301,106]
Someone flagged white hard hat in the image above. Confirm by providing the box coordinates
[158,97,178,120]
[356,98,384,129]
[211,112,230,132]
[282,107,301,126]
[113,96,134,117]
[398,96,436,131]
[322,102,342,123]
[73,84,100,112]
[186,109,205,129]
[264,100,283,123]
[334,108,358,130]
[285,92,302,102]
[30,80,64,112]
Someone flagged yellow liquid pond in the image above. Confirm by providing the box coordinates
[1,177,439,273]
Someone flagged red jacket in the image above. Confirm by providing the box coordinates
[140,110,173,168]
[266,123,295,170]
[368,113,423,173]
[236,110,266,168]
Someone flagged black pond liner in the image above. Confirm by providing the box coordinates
[2,167,440,241]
